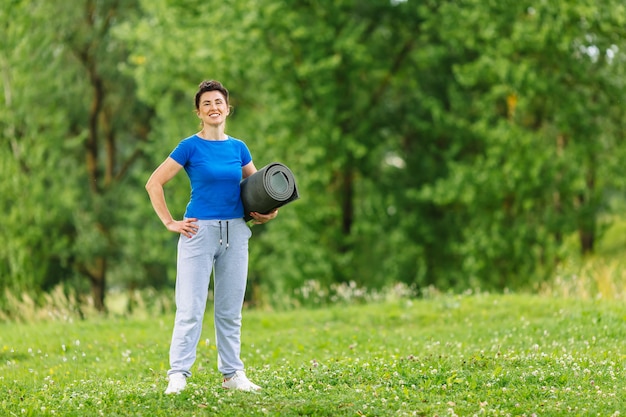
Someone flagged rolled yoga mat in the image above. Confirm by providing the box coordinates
[240,162,300,221]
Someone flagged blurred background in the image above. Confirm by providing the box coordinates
[2,0,626,319]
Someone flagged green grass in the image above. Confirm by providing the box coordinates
[2,293,626,416]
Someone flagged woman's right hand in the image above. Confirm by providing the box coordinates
[166,218,199,238]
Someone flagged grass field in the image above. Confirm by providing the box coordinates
[1,293,626,416]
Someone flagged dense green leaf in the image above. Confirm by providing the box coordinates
[1,0,625,311]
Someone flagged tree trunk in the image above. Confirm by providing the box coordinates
[577,193,596,255]
[80,256,107,313]
[578,159,597,255]
[579,227,595,254]
[89,256,107,312]
[341,165,354,238]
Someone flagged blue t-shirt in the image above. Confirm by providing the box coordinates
[169,135,252,220]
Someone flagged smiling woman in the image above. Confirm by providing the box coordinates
[195,82,231,134]
[144,79,279,395]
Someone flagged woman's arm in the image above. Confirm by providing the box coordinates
[242,161,257,179]
[145,157,198,237]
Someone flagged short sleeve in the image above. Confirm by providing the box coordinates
[240,141,252,166]
[169,138,193,166]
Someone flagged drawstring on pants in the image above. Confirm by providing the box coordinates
[218,220,230,249]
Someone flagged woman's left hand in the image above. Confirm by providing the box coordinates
[250,208,279,225]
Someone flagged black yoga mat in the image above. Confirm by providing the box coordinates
[240,162,300,221]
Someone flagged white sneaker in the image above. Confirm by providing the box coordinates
[165,373,187,395]
[222,370,262,392]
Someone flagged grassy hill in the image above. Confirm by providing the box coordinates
[2,293,625,416]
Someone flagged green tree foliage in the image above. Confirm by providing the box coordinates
[0,0,81,296]
[406,0,626,288]
[1,0,155,312]
[54,0,157,311]
[1,0,625,312]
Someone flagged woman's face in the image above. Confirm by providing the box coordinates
[197,90,230,126]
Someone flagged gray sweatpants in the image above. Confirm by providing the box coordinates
[167,218,252,378]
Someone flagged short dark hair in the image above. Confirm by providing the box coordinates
[194,80,229,109]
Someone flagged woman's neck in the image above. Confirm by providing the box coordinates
[198,125,227,141]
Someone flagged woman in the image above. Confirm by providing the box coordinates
[145,80,277,394]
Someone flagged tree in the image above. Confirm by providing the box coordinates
[388,0,626,288]
[3,0,625,314]
[1,0,155,312]
[118,0,626,298]
[0,0,81,302]
[58,0,155,311]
